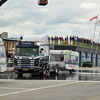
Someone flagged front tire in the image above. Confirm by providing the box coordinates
[89,64,92,68]
[18,73,23,77]
[42,64,46,76]
[54,65,59,75]
[82,64,84,67]
[69,70,72,74]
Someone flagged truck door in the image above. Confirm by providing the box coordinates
[59,54,65,68]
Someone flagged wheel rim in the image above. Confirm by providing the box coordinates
[43,65,46,75]
[55,66,58,73]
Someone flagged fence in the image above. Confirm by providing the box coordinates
[49,40,100,51]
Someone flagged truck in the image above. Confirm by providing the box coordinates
[14,35,53,76]
[48,50,79,74]
[0,37,6,72]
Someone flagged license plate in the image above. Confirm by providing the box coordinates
[34,69,37,71]
[23,69,28,71]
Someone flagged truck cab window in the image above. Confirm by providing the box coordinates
[60,55,64,61]
[16,47,39,57]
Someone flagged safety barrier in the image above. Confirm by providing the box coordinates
[49,40,77,46]
[77,41,100,51]
[49,40,100,51]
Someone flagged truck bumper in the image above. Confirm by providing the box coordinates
[15,68,42,74]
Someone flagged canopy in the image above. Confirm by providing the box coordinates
[23,34,49,43]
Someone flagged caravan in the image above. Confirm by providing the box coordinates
[0,38,6,72]
[49,50,79,74]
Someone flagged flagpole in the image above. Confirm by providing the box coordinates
[96,31,100,54]
[90,14,98,54]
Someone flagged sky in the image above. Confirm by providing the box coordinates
[0,0,100,42]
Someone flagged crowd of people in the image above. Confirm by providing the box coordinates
[48,35,100,46]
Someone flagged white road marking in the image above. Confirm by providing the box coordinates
[78,73,100,74]
[0,87,30,90]
[0,81,79,97]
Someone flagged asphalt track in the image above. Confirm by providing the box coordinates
[0,67,100,100]
[0,80,100,100]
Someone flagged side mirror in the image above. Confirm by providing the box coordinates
[41,51,45,56]
[40,48,44,56]
[40,51,42,53]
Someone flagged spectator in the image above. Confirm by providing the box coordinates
[75,36,77,41]
[7,53,11,58]
[20,36,23,40]
[59,37,61,44]
[11,54,15,58]
[48,36,50,44]
[70,35,72,45]
[61,37,63,44]
[67,35,68,40]
[6,51,8,57]
[54,36,57,44]
[51,36,53,44]
[56,36,59,44]
[65,37,67,44]
[72,36,75,41]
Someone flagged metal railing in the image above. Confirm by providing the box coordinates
[49,40,100,51]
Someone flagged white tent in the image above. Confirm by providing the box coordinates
[23,34,49,43]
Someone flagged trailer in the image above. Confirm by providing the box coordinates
[48,50,79,74]
[0,37,6,72]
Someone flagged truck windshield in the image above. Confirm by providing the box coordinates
[15,48,39,57]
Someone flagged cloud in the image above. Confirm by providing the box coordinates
[0,0,100,43]
[80,2,97,9]
[0,10,22,20]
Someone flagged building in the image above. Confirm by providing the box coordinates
[0,32,19,54]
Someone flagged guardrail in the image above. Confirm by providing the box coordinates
[49,40,100,51]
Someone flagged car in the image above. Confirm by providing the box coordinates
[82,58,92,67]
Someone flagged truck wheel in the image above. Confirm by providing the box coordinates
[69,70,72,74]
[89,65,92,68]
[54,65,59,75]
[42,64,46,76]
[18,73,23,77]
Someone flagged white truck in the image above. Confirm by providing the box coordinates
[0,37,6,72]
[14,35,53,76]
[48,50,79,74]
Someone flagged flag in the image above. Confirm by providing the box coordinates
[90,16,98,21]
[95,20,100,24]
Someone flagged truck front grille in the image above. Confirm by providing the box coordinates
[17,59,34,68]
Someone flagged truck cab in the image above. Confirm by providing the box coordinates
[14,35,50,76]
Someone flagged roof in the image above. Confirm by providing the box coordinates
[23,34,49,43]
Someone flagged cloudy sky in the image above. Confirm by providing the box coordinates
[0,0,100,42]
